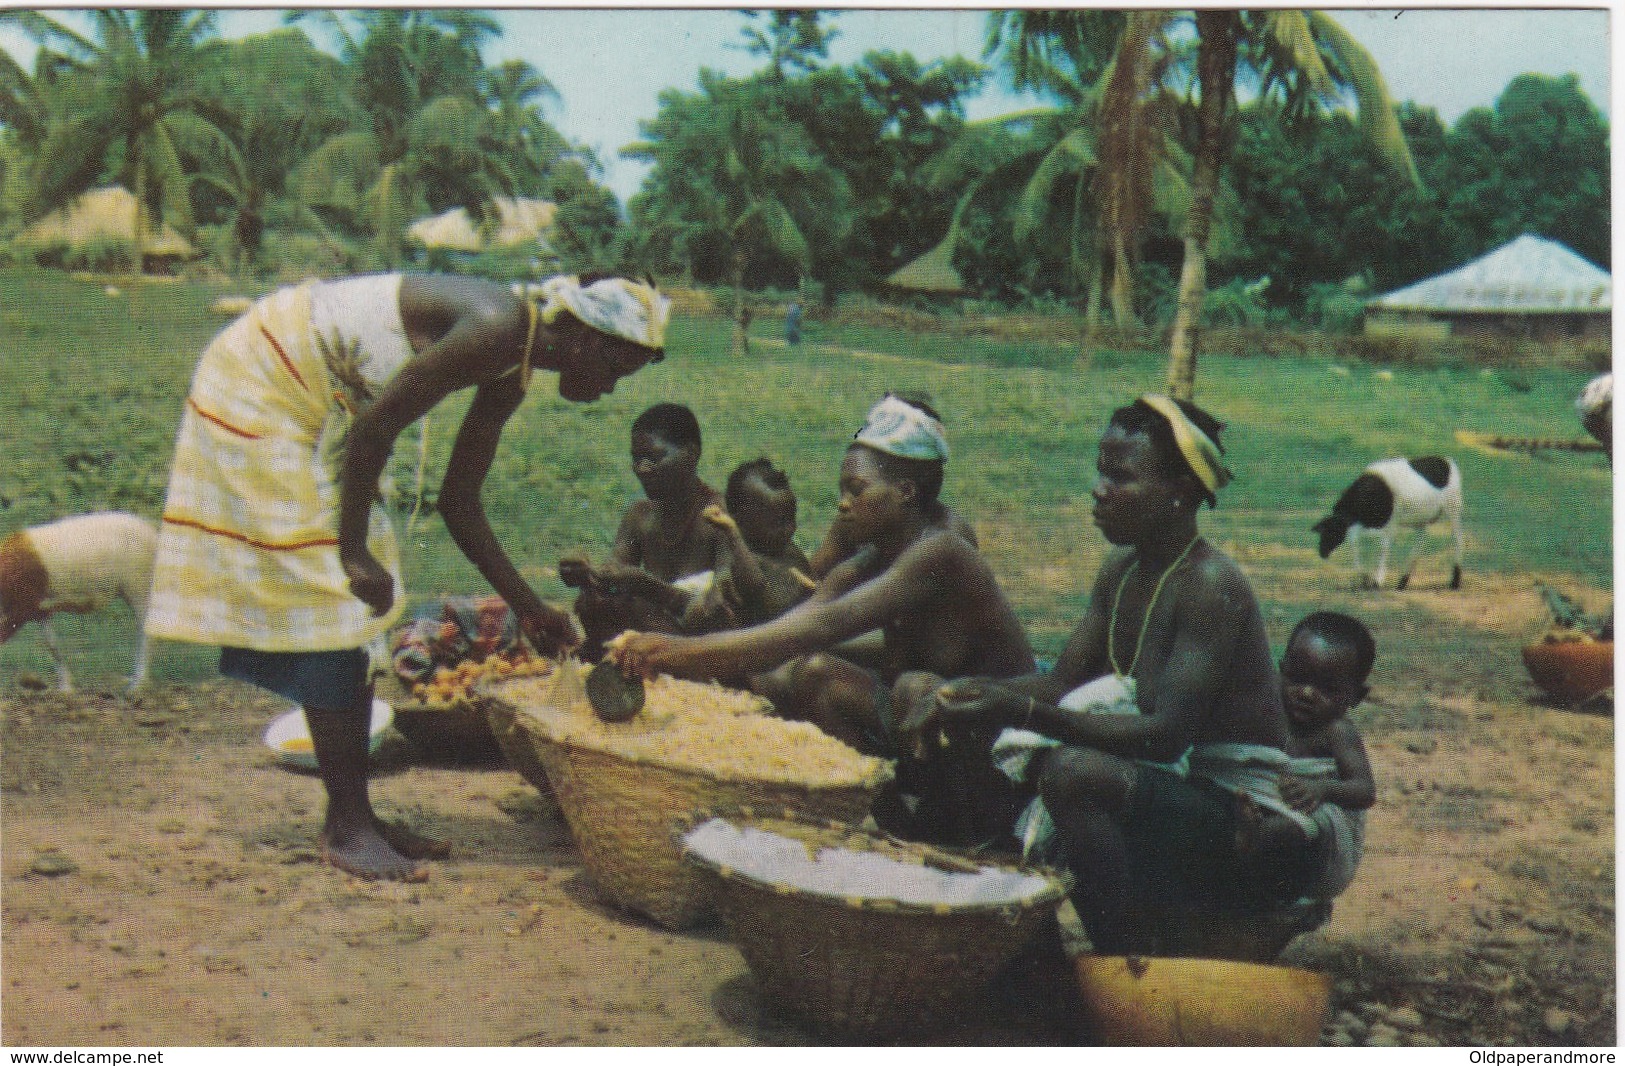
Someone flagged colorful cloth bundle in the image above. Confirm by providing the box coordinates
[390,595,524,685]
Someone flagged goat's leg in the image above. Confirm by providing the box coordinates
[1394,526,1423,591]
[1447,503,1465,590]
[126,593,150,690]
[1374,530,1394,589]
[1350,529,1376,589]
[38,616,72,693]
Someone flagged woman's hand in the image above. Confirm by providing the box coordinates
[608,631,690,678]
[932,677,1012,723]
[342,551,395,616]
[517,604,580,658]
[897,677,1006,753]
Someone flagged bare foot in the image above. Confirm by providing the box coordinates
[319,830,428,883]
[375,818,452,861]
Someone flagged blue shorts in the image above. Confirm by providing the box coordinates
[220,647,369,711]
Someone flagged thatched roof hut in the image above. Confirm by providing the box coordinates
[17,186,197,268]
[883,235,966,295]
[407,197,557,253]
[1365,234,1610,341]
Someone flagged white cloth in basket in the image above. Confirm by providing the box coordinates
[683,819,1053,908]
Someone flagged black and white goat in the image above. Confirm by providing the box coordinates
[1312,457,1463,590]
[0,512,158,691]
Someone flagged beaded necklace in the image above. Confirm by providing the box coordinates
[1108,535,1201,680]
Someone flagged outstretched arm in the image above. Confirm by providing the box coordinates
[339,284,578,654]
[615,534,953,679]
[435,382,578,654]
[927,552,1123,728]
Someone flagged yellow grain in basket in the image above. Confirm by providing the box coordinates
[492,669,886,787]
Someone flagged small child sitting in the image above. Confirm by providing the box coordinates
[705,458,816,626]
[561,403,733,660]
[1237,610,1377,901]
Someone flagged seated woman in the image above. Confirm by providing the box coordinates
[560,403,735,659]
[920,396,1311,954]
[614,394,1034,840]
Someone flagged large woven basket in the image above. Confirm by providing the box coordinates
[480,677,893,930]
[682,810,1072,1038]
[478,688,555,801]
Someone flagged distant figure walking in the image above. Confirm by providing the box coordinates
[784,301,803,346]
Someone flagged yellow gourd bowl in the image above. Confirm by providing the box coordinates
[1074,954,1331,1046]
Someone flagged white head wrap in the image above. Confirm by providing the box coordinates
[854,394,949,462]
[514,275,671,350]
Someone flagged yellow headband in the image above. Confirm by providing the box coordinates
[1138,394,1233,497]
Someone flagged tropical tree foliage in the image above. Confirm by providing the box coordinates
[1159,9,1418,398]
[0,4,1606,330]
[287,9,514,267]
[184,29,351,270]
[625,11,983,304]
[626,70,850,350]
[1427,74,1609,270]
[0,9,228,245]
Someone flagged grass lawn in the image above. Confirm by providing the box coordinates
[0,267,1610,698]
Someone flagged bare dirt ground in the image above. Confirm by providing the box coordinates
[1,576,1614,1048]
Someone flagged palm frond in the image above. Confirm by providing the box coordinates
[1306,11,1419,187]
[0,11,99,60]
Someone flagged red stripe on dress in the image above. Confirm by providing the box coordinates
[259,325,308,391]
[160,514,338,552]
[188,398,262,439]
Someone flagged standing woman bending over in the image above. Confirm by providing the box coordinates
[146,273,669,880]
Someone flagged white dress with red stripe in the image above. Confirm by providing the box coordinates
[145,275,414,652]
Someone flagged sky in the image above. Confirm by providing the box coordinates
[0,5,1613,207]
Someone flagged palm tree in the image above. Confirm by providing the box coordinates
[0,10,226,257]
[1159,9,1418,399]
[287,9,510,267]
[0,48,57,222]
[482,60,569,197]
[183,29,346,272]
[626,72,851,354]
[918,11,1185,346]
[978,9,1417,397]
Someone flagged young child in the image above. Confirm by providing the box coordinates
[561,403,733,660]
[704,458,816,626]
[1238,610,1377,901]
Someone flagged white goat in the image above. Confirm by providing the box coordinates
[0,512,158,691]
[1312,457,1463,590]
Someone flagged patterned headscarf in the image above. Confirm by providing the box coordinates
[854,393,950,462]
[514,276,671,350]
